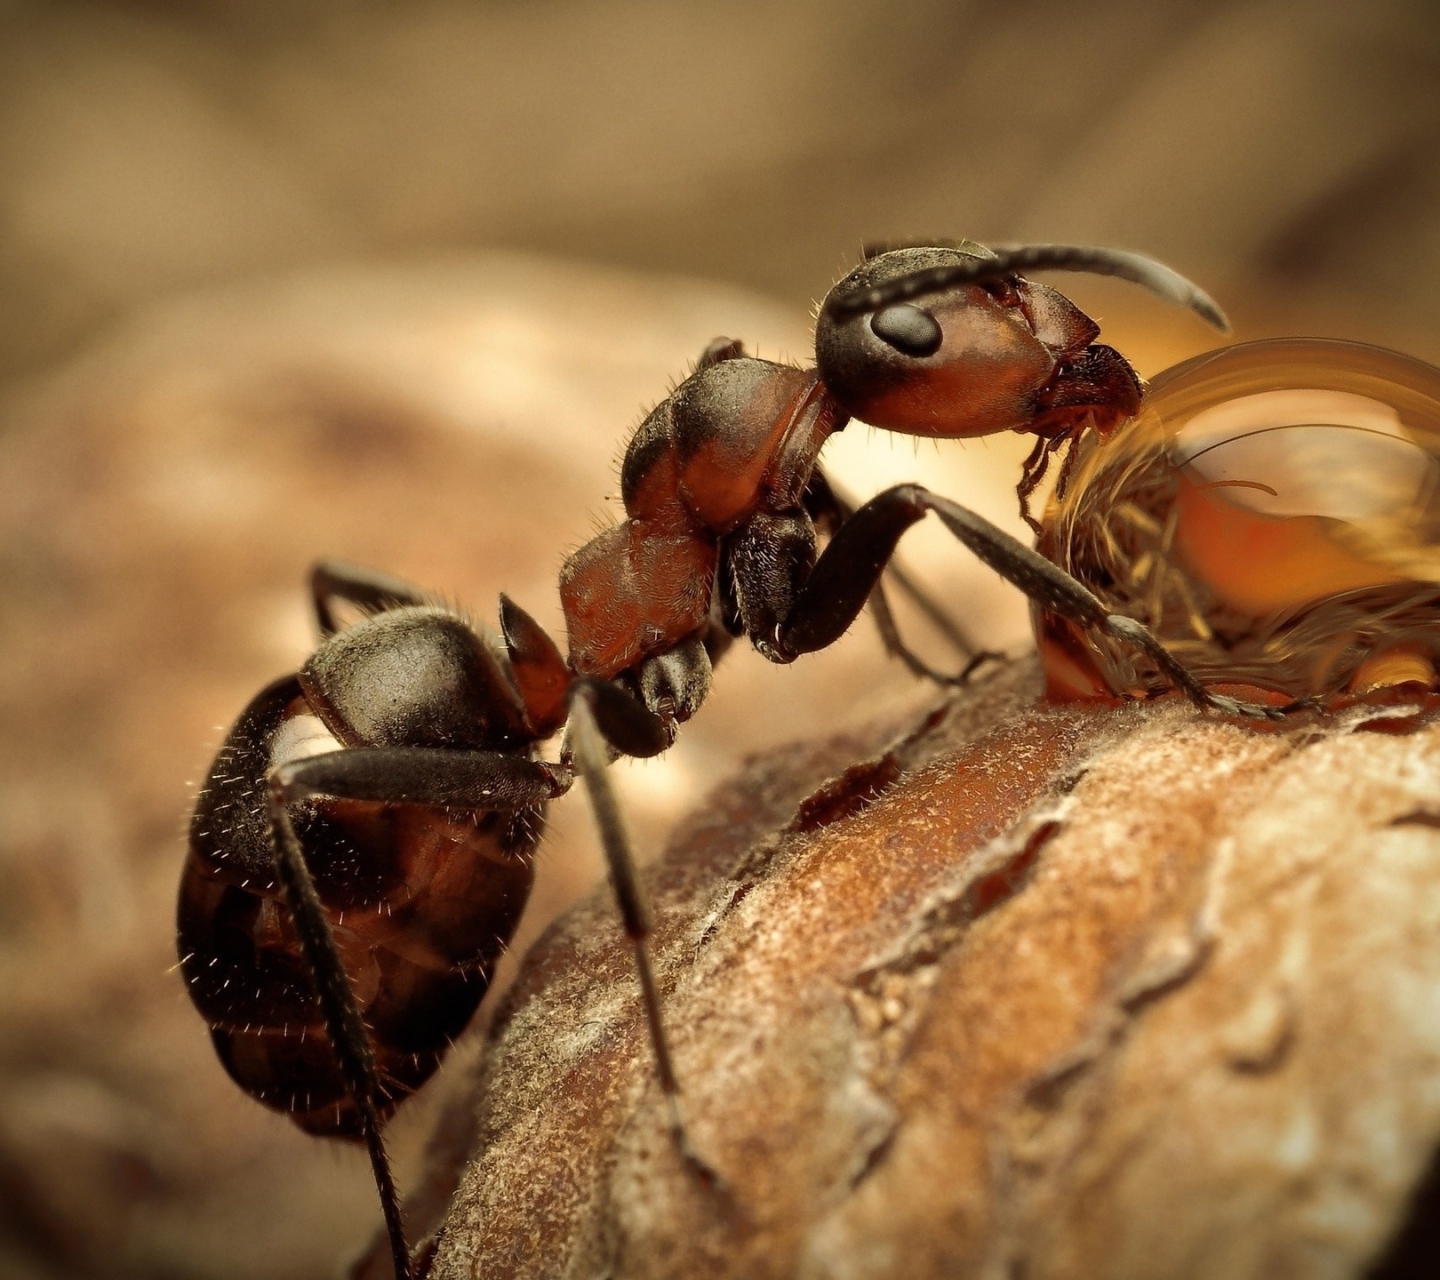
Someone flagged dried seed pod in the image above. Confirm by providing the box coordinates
[416,660,1440,1280]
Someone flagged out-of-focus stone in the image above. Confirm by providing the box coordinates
[431,661,1440,1280]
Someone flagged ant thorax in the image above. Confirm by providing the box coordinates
[1037,338,1440,705]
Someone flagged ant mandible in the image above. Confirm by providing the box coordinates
[178,240,1295,1280]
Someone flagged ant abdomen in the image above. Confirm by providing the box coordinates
[179,605,552,1137]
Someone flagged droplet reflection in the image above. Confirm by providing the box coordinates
[1037,339,1440,703]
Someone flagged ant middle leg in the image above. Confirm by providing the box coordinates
[805,468,1001,684]
[742,484,1299,721]
[864,583,1001,687]
[265,747,570,1280]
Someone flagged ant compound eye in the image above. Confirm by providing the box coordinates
[869,304,943,358]
[1035,338,1440,706]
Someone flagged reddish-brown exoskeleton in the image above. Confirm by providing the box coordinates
[180,241,1291,1279]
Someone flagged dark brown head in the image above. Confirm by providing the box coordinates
[814,242,1228,440]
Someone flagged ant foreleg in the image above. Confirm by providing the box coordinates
[310,560,434,636]
[770,484,1301,722]
[266,748,570,1280]
[566,682,721,1185]
[806,468,994,682]
[1015,435,1056,537]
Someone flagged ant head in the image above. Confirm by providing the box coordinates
[815,243,1229,439]
[816,244,1051,438]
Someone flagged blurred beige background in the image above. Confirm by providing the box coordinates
[1,1,1439,1277]
[2,0,1439,380]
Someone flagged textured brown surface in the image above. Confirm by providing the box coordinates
[431,662,1440,1280]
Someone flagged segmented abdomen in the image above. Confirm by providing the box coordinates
[177,677,540,1137]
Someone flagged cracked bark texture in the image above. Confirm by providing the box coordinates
[423,660,1440,1280]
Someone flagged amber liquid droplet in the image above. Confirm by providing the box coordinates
[1036,339,1440,704]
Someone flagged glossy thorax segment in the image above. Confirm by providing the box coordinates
[561,245,1148,682]
[1037,339,1440,704]
[561,358,841,678]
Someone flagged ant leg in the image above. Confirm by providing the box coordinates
[774,483,1299,722]
[572,676,673,760]
[266,787,413,1280]
[267,749,570,1280]
[566,683,717,1181]
[864,580,1002,686]
[309,560,433,636]
[876,559,998,674]
[637,635,714,726]
[695,337,746,370]
[274,748,570,809]
[1015,435,1055,536]
[806,468,994,681]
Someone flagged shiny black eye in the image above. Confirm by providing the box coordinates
[869,304,942,358]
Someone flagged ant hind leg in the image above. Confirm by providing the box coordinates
[566,681,724,1188]
[266,747,571,1280]
[265,785,414,1280]
[309,560,434,636]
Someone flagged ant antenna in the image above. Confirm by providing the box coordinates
[827,243,1231,333]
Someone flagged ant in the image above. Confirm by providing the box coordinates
[178,240,1298,1280]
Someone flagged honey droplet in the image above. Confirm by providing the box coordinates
[1037,339,1440,704]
